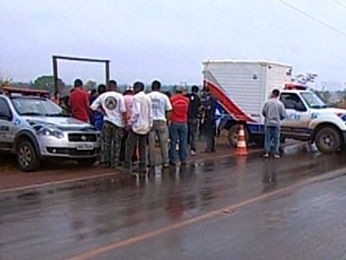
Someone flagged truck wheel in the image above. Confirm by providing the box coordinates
[228,124,249,147]
[315,126,341,154]
[77,157,97,167]
[17,139,40,172]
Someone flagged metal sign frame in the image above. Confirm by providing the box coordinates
[52,55,110,93]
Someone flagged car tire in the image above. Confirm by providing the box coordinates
[228,124,249,148]
[77,157,97,167]
[17,139,40,172]
[315,126,341,154]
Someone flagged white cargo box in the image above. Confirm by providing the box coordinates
[203,60,292,122]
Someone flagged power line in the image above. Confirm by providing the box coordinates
[276,0,346,39]
[333,0,346,9]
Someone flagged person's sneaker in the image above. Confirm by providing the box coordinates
[274,154,281,159]
[263,153,269,158]
[162,163,169,168]
[169,161,176,166]
[190,150,196,156]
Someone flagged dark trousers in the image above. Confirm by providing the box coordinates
[125,131,147,169]
[187,119,198,152]
[102,121,122,167]
[202,121,216,151]
[119,129,138,162]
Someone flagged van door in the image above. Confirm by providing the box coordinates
[280,92,311,140]
[0,98,14,150]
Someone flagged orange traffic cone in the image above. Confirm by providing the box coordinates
[235,125,248,156]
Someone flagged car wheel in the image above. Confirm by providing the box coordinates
[17,139,40,172]
[228,124,249,148]
[315,126,341,154]
[77,157,97,167]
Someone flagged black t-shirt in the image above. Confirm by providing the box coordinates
[186,93,201,119]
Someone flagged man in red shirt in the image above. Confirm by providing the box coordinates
[69,79,90,123]
[169,86,190,166]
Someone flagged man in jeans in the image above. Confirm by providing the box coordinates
[169,86,190,166]
[186,85,201,155]
[262,89,286,158]
[147,80,172,168]
[90,80,126,168]
[125,81,153,173]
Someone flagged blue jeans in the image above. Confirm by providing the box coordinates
[169,122,188,163]
[264,126,280,154]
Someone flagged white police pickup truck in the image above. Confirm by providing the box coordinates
[0,87,101,171]
[279,84,346,154]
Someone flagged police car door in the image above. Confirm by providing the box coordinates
[280,92,311,140]
[0,97,14,150]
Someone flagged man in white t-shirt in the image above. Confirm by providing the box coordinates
[90,80,126,168]
[147,80,172,168]
[124,81,153,174]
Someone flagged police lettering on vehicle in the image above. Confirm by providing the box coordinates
[287,113,300,120]
[311,112,319,119]
[14,119,21,125]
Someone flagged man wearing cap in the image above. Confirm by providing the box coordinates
[147,80,172,168]
[262,89,286,159]
[169,86,190,166]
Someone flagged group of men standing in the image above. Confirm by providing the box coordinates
[67,78,217,174]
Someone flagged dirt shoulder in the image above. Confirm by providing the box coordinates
[0,136,253,192]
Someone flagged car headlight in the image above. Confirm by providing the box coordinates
[37,127,64,139]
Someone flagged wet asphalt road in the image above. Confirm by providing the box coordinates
[1,151,346,259]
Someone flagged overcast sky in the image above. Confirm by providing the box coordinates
[1,0,346,89]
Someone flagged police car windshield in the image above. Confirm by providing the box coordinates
[11,97,62,116]
[300,92,327,109]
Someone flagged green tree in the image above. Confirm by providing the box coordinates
[0,73,11,89]
[34,75,65,93]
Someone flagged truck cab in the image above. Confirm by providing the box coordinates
[279,84,346,153]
